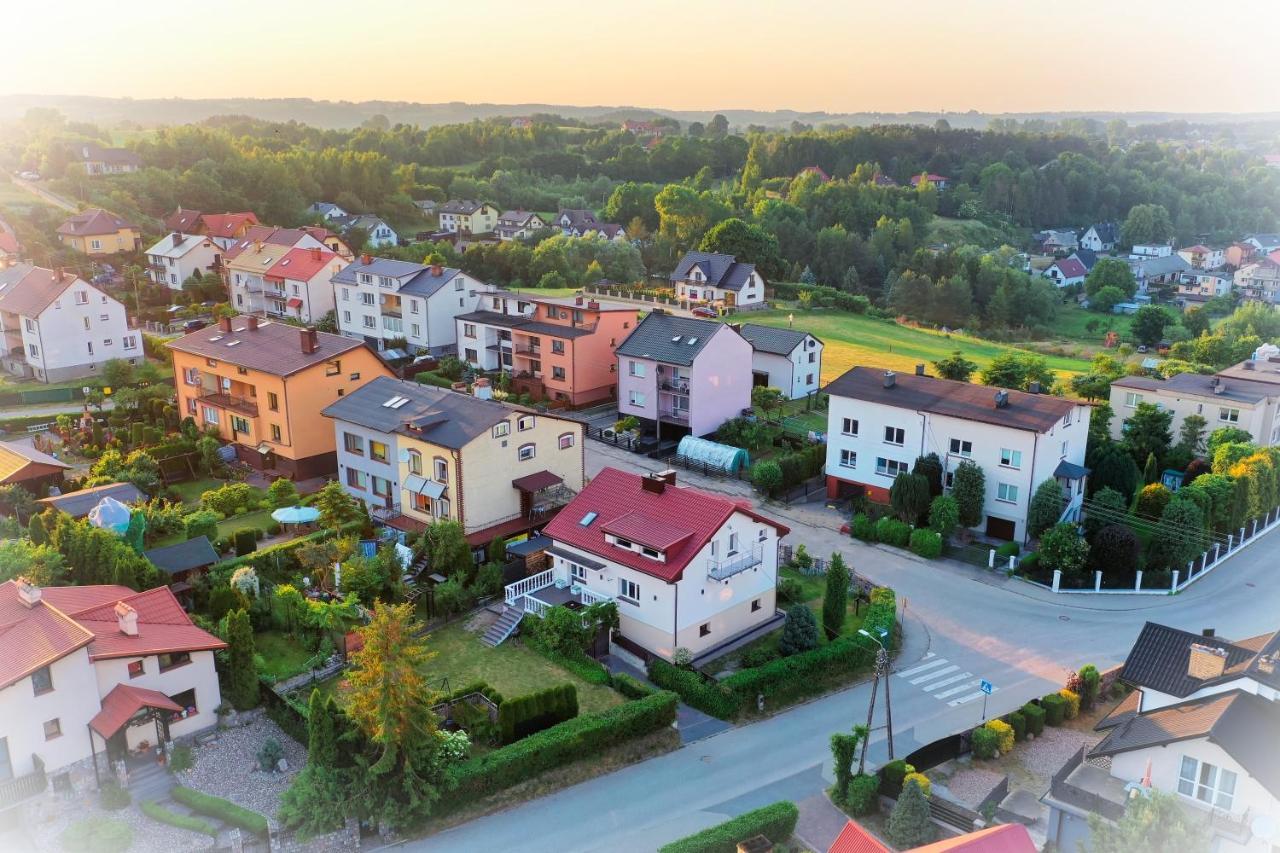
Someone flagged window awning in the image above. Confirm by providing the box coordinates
[512,470,563,492]
[90,684,183,738]
[256,442,272,455]
[404,475,446,498]
[287,298,303,308]
[1054,460,1090,480]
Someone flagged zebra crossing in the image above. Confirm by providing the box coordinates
[893,652,996,707]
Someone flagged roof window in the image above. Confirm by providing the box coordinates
[579,511,598,527]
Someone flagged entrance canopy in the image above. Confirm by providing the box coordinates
[90,684,182,738]
[512,470,563,492]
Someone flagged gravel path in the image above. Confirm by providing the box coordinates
[27,797,215,853]
[937,765,1006,809]
[1014,725,1099,781]
[176,715,307,817]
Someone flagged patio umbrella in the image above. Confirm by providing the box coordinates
[271,506,320,525]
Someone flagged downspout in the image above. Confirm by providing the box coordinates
[1026,431,1039,545]
[672,577,679,659]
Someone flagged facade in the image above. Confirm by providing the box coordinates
[438,200,500,235]
[1244,234,1280,254]
[1109,368,1280,448]
[824,367,1090,543]
[1130,243,1173,258]
[331,213,398,248]
[495,210,548,241]
[332,256,484,355]
[1080,222,1118,252]
[527,467,789,662]
[260,246,345,324]
[167,315,392,478]
[555,209,626,241]
[323,376,585,547]
[456,292,637,406]
[308,202,348,221]
[1234,257,1280,304]
[223,240,293,315]
[54,209,141,256]
[1127,254,1191,291]
[1225,242,1257,271]
[909,173,950,190]
[1176,270,1233,301]
[670,250,767,308]
[143,232,222,290]
[0,579,224,795]
[736,323,823,400]
[0,439,69,492]
[615,312,754,438]
[0,264,140,383]
[77,144,141,175]
[1178,244,1226,270]
[1036,229,1079,253]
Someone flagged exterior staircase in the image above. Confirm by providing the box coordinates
[126,758,174,803]
[482,606,524,647]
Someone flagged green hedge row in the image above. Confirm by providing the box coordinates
[1040,692,1068,726]
[1021,702,1046,736]
[612,673,654,699]
[497,684,578,744]
[647,659,738,719]
[140,800,218,838]
[210,520,363,580]
[658,801,799,853]
[439,690,677,813]
[171,785,268,837]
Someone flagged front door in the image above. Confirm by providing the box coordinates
[985,516,1016,541]
[752,370,769,388]
[106,728,128,764]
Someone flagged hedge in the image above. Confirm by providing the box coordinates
[846,773,880,815]
[908,528,942,558]
[210,520,363,581]
[874,517,911,547]
[971,725,999,759]
[527,639,611,685]
[1040,692,1068,726]
[1021,702,1046,736]
[612,673,654,699]
[1058,688,1080,719]
[440,690,677,812]
[985,719,1015,754]
[658,801,799,853]
[259,677,309,743]
[1006,709,1027,742]
[850,513,876,542]
[497,684,579,744]
[171,785,269,836]
[880,759,911,790]
[648,659,738,719]
[995,541,1021,559]
[140,800,218,837]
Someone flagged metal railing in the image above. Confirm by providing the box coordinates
[708,546,763,581]
[505,568,554,606]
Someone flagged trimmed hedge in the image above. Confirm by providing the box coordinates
[846,773,880,815]
[613,673,654,699]
[971,725,999,759]
[648,660,738,719]
[1058,688,1080,719]
[497,684,578,744]
[880,759,911,789]
[210,520,363,580]
[908,528,942,558]
[986,719,1015,754]
[875,517,911,547]
[850,513,877,542]
[140,800,218,837]
[658,801,799,853]
[1041,692,1068,726]
[1021,702,1046,736]
[1007,709,1027,742]
[995,541,1021,558]
[171,785,269,836]
[440,690,677,812]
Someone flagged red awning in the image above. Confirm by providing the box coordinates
[512,470,563,492]
[90,684,183,738]
[286,298,303,308]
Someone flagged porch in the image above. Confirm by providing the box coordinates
[1054,459,1090,525]
[503,566,615,618]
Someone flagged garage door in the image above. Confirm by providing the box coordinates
[985,516,1016,541]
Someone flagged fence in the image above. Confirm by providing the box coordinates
[585,425,642,451]
[661,453,750,481]
[0,386,84,407]
[582,284,758,314]
[778,544,875,597]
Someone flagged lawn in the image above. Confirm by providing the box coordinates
[924,215,1028,250]
[1027,302,1133,349]
[421,622,623,714]
[151,508,275,548]
[0,375,96,395]
[255,630,317,681]
[165,476,241,505]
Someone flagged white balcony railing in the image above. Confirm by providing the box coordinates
[505,568,554,606]
[707,546,763,581]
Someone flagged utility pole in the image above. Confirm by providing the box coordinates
[857,661,879,775]
[883,645,894,760]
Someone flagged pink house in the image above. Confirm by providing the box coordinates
[615,312,752,438]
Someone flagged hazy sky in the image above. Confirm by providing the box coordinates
[4,0,1278,114]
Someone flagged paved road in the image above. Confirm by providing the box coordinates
[9,176,78,212]
[415,442,1280,852]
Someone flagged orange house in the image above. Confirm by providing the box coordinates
[168,315,393,478]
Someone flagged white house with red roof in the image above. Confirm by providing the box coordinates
[1044,255,1088,288]
[262,246,346,324]
[910,173,950,191]
[503,467,789,663]
[0,578,224,799]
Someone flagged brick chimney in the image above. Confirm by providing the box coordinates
[587,300,600,310]
[247,316,259,331]
[115,601,138,637]
[311,246,322,262]
[641,473,667,494]
[15,576,41,608]
[473,377,492,400]
[361,253,372,265]
[300,327,319,354]
[1188,643,1228,680]
[575,295,584,306]
[219,316,233,333]
[173,231,184,246]
[431,262,443,276]
[656,469,677,485]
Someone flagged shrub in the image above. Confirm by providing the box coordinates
[1078,664,1101,710]
[256,737,284,771]
[169,745,193,772]
[880,758,911,787]
[183,510,218,542]
[1007,710,1027,742]
[612,673,654,699]
[887,777,935,848]
[497,684,579,744]
[995,541,1021,559]
[1136,483,1173,518]
[986,719,1015,754]
[908,528,942,558]
[1041,692,1068,726]
[139,800,217,837]
[59,818,132,853]
[777,576,804,604]
[234,529,257,556]
[266,521,282,535]
[874,516,910,547]
[903,771,932,798]
[750,459,783,495]
[1021,702,1046,736]
[99,779,130,810]
[778,604,819,655]
[1058,688,1081,720]
[927,495,959,538]
[171,785,269,836]
[658,801,799,853]
[971,725,1000,759]
[648,659,738,719]
[850,513,876,541]
[846,773,880,816]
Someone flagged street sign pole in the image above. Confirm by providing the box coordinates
[979,679,993,723]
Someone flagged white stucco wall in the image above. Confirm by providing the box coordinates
[0,647,99,776]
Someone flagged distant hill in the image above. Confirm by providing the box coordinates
[3,94,1278,131]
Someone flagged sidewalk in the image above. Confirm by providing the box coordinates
[602,655,733,745]
[0,400,114,419]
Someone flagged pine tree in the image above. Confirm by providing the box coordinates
[887,776,935,848]
[778,604,819,655]
[822,553,850,641]
[1143,452,1159,485]
[225,609,259,710]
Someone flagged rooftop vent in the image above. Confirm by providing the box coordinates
[208,335,224,342]
[226,340,242,347]
[381,396,409,409]
[672,336,682,343]
[687,337,698,345]
[995,390,1010,408]
[883,371,896,389]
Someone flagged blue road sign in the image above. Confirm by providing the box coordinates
[979,679,993,695]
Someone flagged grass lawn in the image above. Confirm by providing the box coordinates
[150,508,275,548]
[737,310,1090,386]
[1028,302,1134,349]
[756,397,828,433]
[421,622,623,714]
[255,630,316,681]
[0,375,95,395]
[0,178,62,214]
[924,215,1028,250]
[165,476,239,505]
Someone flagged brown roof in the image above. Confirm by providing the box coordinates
[163,208,203,232]
[0,264,88,318]
[824,367,1076,433]
[0,582,96,690]
[166,315,370,377]
[56,208,136,237]
[0,440,70,483]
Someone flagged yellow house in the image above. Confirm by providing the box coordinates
[55,209,142,256]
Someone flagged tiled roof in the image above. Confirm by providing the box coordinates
[199,212,258,239]
[0,440,70,483]
[1111,372,1280,405]
[330,256,463,298]
[1051,257,1088,278]
[37,482,146,518]
[163,208,203,232]
[827,820,889,853]
[47,585,226,661]
[1086,222,1119,243]
[166,315,369,377]
[738,323,813,355]
[56,208,135,237]
[0,231,19,255]
[440,199,493,215]
[614,312,724,366]
[1118,621,1280,696]
[266,246,342,282]
[824,367,1076,433]
[0,582,96,690]
[0,264,85,318]
[144,232,218,259]
[543,467,788,582]
[670,251,759,291]
[1094,689,1140,731]
[909,823,1036,853]
[90,683,183,738]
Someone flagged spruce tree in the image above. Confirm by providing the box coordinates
[778,604,818,655]
[822,553,850,641]
[307,689,338,768]
[887,776,935,848]
[28,513,48,546]
[225,609,259,710]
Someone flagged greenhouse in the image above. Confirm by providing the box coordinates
[673,435,750,474]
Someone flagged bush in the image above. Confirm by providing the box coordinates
[903,771,932,798]
[927,495,959,538]
[1136,483,1173,518]
[169,745,193,772]
[874,516,910,547]
[741,646,778,668]
[778,604,819,655]
[995,541,1021,558]
[234,529,257,556]
[971,725,1000,759]
[59,818,132,853]
[139,800,218,837]
[908,528,942,558]
[171,785,269,836]
[497,684,579,744]
[846,773,880,816]
[648,659,738,719]
[1007,710,1027,742]
[1078,664,1101,710]
[880,758,910,787]
[1041,692,1068,726]
[612,673,654,700]
[850,513,876,541]
[986,719,1015,754]
[777,576,804,604]
[266,521,282,535]
[1058,688,1081,719]
[256,737,284,771]
[1021,702,1046,736]
[183,510,218,542]
[658,801,799,853]
[750,459,783,495]
[99,779,130,810]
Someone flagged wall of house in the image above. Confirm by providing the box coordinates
[423,276,482,353]
[1139,679,1280,714]
[149,241,221,290]
[22,281,137,382]
[689,327,753,437]
[62,229,140,256]
[460,415,585,535]
[331,419,401,509]
[289,262,343,324]
[395,435,458,525]
[92,651,221,751]
[1107,385,1280,447]
[751,341,823,400]
[617,356,658,421]
[0,646,98,776]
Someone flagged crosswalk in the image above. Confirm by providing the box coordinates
[894,652,996,707]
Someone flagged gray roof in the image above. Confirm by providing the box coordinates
[670,251,759,292]
[738,323,812,356]
[1127,254,1191,278]
[331,213,393,233]
[440,199,493,215]
[167,316,367,377]
[1113,372,1280,405]
[38,482,146,518]
[614,312,725,366]
[144,536,219,575]
[1118,621,1280,696]
[1086,222,1118,243]
[331,257,462,298]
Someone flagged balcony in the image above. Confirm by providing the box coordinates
[504,568,614,619]
[658,407,690,425]
[659,377,691,394]
[382,316,404,334]
[513,344,542,357]
[707,546,763,581]
[199,390,259,418]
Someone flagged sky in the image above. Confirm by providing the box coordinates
[3,0,1278,115]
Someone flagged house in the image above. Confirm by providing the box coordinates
[438,200,500,235]
[510,117,533,129]
[1043,621,1280,853]
[223,240,295,315]
[824,366,1091,542]
[1080,222,1119,252]
[0,439,70,493]
[495,210,548,241]
[1234,256,1280,304]
[520,467,788,661]
[0,265,140,383]
[160,209,259,250]
[1070,248,1099,274]
[0,220,23,263]
[308,202,348,221]
[76,143,141,175]
[143,232,222,290]
[261,246,345,324]
[620,120,667,136]
[413,199,438,217]
[332,255,485,355]
[910,173,950,190]
[736,323,823,400]
[1044,256,1089,288]
[1127,254,1191,291]
[1225,242,1258,271]
[331,213,399,248]
[670,250,767,308]
[1109,366,1280,448]
[1244,234,1280,254]
[55,209,141,256]
[616,312,753,438]
[323,376,585,547]
[1034,229,1079,253]
[0,578,224,799]
[1130,243,1173,258]
[167,315,393,478]
[872,173,899,188]
[828,820,1035,853]
[38,482,147,519]
[1175,270,1233,302]
[1178,244,1226,271]
[798,165,831,182]
[555,209,628,241]
[456,291,637,406]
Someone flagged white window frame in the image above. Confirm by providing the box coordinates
[839,449,856,469]
[618,578,640,604]
[1178,756,1236,810]
[884,426,905,446]
[999,448,1022,469]
[841,417,858,436]
[875,457,907,478]
[1218,407,1240,423]
[518,443,536,461]
[629,390,646,407]
[949,438,973,458]
[628,360,645,378]
[1124,392,1143,408]
[996,483,1019,504]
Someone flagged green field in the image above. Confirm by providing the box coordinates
[1027,302,1134,349]
[924,216,1027,250]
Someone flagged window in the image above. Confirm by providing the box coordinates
[727,532,739,556]
[24,318,34,332]
[463,323,476,338]
[122,335,137,350]
[552,340,565,355]
[434,457,448,483]
[343,311,351,323]
[434,498,451,519]
[202,406,219,426]
[841,418,859,436]
[411,324,421,338]
[325,360,340,377]
[183,367,200,385]
[641,546,660,559]
[517,415,535,431]
[346,468,367,490]
[230,415,250,434]
[758,528,768,542]
[27,343,37,358]
[1219,407,1240,423]
[369,441,388,463]
[342,288,350,301]
[839,449,857,469]
[949,439,973,457]
[343,433,364,455]
[629,390,646,407]
[186,398,197,415]
[158,652,191,672]
[361,292,375,306]
[75,291,88,305]
[267,391,278,411]
[945,471,955,489]
[997,483,1019,503]
[699,623,711,638]
[875,457,908,477]
[618,578,640,604]
[363,315,376,329]
[43,719,61,740]
[493,422,510,438]
[31,665,52,695]
[1178,756,1237,810]
[518,443,536,461]
[127,660,144,679]
[628,360,645,377]
[559,432,575,450]
[568,561,588,582]
[271,424,282,442]
[372,476,392,498]
[167,689,197,723]
[1060,440,1068,458]
[884,426,905,446]
[1063,409,1073,426]
[409,300,419,314]
[999,448,1022,469]
[83,317,90,331]
[86,341,93,356]
[1124,392,1143,408]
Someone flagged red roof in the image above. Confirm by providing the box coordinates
[0,583,95,690]
[163,208,203,232]
[90,683,183,738]
[266,246,341,283]
[1053,257,1088,278]
[543,467,789,582]
[800,165,831,181]
[910,173,949,186]
[910,824,1036,853]
[199,212,258,239]
[829,820,889,853]
[37,583,225,661]
[1183,244,1211,254]
[0,231,20,254]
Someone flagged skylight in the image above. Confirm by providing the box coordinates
[381,395,410,409]
[687,337,698,345]
[208,335,223,342]
[226,340,242,347]
[671,335,682,343]
[580,511,598,527]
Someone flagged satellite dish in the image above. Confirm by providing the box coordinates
[1252,815,1277,842]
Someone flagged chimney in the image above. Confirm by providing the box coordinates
[247,316,259,331]
[1029,381,1041,394]
[300,327,319,354]
[587,300,599,310]
[431,262,443,276]
[361,253,372,265]
[1187,643,1228,680]
[15,577,41,608]
[311,246,322,262]
[1212,378,1226,395]
[575,295,584,306]
[915,363,925,376]
[55,267,66,283]
[883,371,896,389]
[115,601,139,637]
[473,377,493,400]
[172,231,184,246]
[656,469,677,485]
[219,316,233,333]
[1257,655,1276,675]
[254,240,263,253]
[995,390,1009,408]
[641,473,667,494]
[1202,628,1216,638]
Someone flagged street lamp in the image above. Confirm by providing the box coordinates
[856,627,894,774]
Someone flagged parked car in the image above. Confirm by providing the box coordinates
[17,171,40,181]
[183,319,208,333]
[690,306,717,318]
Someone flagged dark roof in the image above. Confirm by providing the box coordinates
[167,316,368,377]
[738,323,814,355]
[330,257,462,298]
[1054,459,1089,479]
[1072,248,1099,271]
[78,144,141,167]
[1091,690,1280,792]
[144,536,219,575]
[439,199,493,215]
[1112,372,1280,405]
[670,251,759,292]
[824,367,1076,433]
[38,482,146,518]
[1094,689,1140,731]
[56,208,136,237]
[1087,222,1119,243]
[1119,621,1280,696]
[456,309,528,329]
[614,312,725,366]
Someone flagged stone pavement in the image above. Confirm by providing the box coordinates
[794,791,857,853]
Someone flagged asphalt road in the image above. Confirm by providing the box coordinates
[414,442,1280,852]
